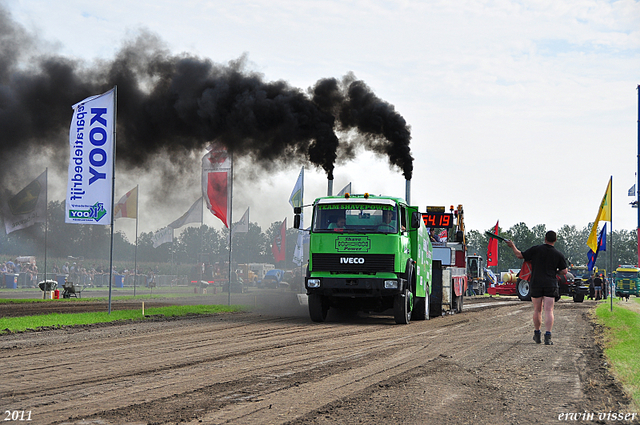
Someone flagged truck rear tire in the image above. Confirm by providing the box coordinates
[573,293,585,303]
[516,279,532,301]
[413,296,430,320]
[454,293,464,313]
[394,288,412,324]
[308,294,328,322]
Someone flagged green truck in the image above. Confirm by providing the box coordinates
[295,194,467,324]
[614,266,640,298]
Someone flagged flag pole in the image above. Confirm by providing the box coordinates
[108,86,117,314]
[637,85,640,268]
[44,168,48,282]
[228,151,234,306]
[201,196,204,279]
[133,184,139,297]
[610,176,613,312]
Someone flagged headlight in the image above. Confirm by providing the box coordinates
[307,278,321,288]
[384,280,398,289]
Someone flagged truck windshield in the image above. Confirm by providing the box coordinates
[313,203,399,234]
[617,271,638,279]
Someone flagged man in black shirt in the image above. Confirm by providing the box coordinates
[506,231,568,345]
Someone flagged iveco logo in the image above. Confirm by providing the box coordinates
[340,257,365,264]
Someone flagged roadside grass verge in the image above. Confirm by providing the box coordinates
[0,291,219,303]
[0,294,169,304]
[595,299,640,410]
[0,304,245,334]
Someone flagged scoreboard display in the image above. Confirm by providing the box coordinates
[422,212,454,228]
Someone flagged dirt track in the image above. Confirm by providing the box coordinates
[1,297,637,425]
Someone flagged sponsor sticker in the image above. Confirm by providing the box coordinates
[335,236,371,252]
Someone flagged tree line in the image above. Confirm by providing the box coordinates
[1,201,638,273]
[467,223,638,273]
[1,201,303,272]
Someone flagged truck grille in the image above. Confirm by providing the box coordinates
[312,254,395,273]
[619,279,634,290]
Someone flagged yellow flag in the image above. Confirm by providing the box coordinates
[598,177,612,222]
[113,186,138,219]
[586,177,612,252]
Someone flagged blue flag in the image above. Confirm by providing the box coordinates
[587,223,607,271]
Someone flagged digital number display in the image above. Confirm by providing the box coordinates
[422,213,454,228]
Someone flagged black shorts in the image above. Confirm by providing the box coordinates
[531,285,559,299]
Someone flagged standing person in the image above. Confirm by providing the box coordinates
[506,231,568,345]
[593,274,605,300]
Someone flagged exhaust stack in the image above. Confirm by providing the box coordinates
[328,178,333,196]
[405,179,411,205]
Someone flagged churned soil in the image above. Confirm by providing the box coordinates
[0,295,637,425]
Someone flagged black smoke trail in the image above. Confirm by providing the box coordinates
[0,5,413,210]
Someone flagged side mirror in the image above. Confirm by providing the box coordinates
[293,207,302,229]
[411,212,421,229]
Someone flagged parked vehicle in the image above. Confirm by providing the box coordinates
[614,266,640,299]
[262,269,285,288]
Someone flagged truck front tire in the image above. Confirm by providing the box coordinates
[573,293,585,303]
[309,294,328,322]
[394,288,412,324]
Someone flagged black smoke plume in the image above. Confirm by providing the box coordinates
[0,6,412,204]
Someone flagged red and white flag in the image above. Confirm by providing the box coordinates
[487,220,499,266]
[202,145,231,228]
[113,186,138,219]
[272,218,287,263]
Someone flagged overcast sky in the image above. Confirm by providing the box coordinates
[4,0,640,241]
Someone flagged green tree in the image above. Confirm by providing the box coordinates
[231,222,269,264]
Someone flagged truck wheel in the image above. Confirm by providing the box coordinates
[413,296,430,320]
[394,288,412,324]
[573,293,585,303]
[308,294,328,322]
[455,293,464,313]
[516,279,532,301]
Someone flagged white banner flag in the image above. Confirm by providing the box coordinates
[3,170,47,234]
[293,230,304,266]
[65,88,115,225]
[168,197,203,229]
[152,226,174,248]
[289,166,304,228]
[289,167,304,208]
[337,182,352,197]
[233,207,250,234]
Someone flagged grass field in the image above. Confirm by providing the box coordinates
[0,304,245,334]
[0,294,169,304]
[595,298,640,410]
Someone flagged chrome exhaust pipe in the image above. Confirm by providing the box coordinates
[405,179,411,205]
